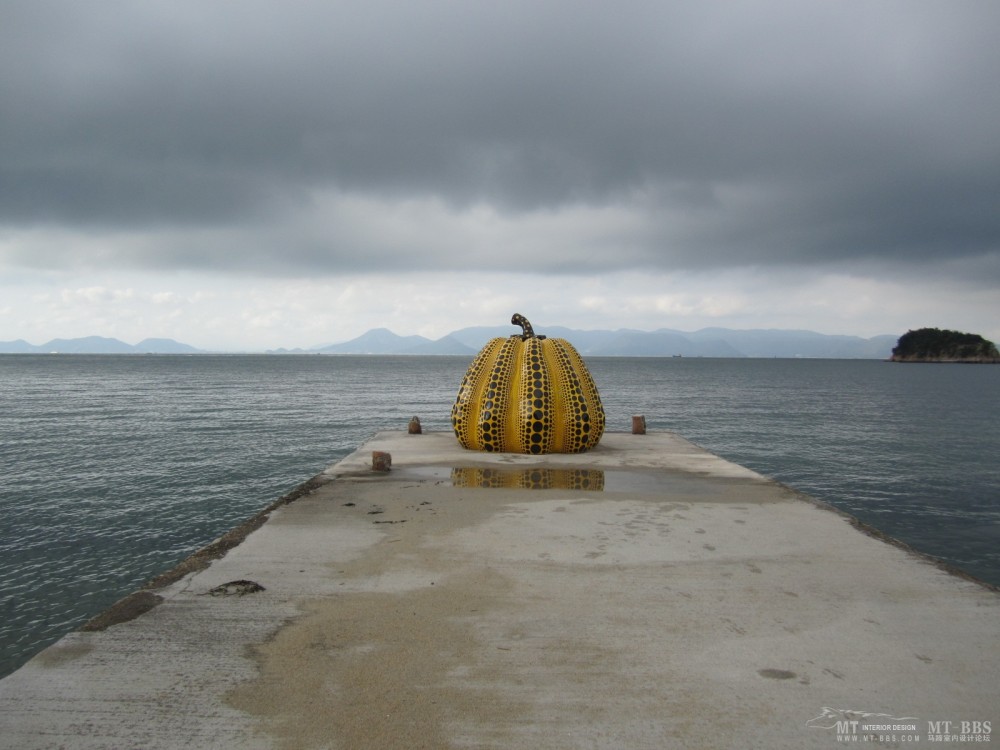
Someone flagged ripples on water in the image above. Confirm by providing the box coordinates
[1,354,998,677]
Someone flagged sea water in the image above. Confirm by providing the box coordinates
[1,354,997,677]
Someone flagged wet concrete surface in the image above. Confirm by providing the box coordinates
[0,431,997,749]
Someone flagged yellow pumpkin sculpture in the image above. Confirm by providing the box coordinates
[451,314,605,454]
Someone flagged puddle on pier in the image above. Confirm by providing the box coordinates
[453,467,605,491]
[400,466,716,495]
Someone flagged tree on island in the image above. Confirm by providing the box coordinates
[890,328,1000,363]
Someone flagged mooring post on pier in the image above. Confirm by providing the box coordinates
[372,451,392,471]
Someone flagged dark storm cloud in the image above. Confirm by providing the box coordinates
[2,0,999,274]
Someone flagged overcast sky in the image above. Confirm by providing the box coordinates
[2,0,998,350]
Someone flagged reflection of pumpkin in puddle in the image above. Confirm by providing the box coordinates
[451,314,605,454]
[450,467,605,491]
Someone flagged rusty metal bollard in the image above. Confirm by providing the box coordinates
[372,451,392,472]
[631,415,646,435]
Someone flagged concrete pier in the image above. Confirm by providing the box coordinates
[1,431,997,748]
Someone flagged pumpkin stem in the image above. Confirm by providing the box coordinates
[511,313,536,340]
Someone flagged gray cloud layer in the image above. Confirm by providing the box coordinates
[3,0,999,276]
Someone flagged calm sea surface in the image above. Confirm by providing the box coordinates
[1,354,998,677]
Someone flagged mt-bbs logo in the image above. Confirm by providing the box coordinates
[809,708,993,743]
[927,720,992,737]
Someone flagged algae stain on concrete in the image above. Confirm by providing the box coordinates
[227,568,527,750]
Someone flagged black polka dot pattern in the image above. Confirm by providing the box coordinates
[518,336,555,454]
[451,326,605,454]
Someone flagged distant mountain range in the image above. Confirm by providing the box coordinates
[0,336,201,354]
[274,325,898,359]
[1,327,898,358]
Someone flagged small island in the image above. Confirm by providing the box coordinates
[890,328,1000,363]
